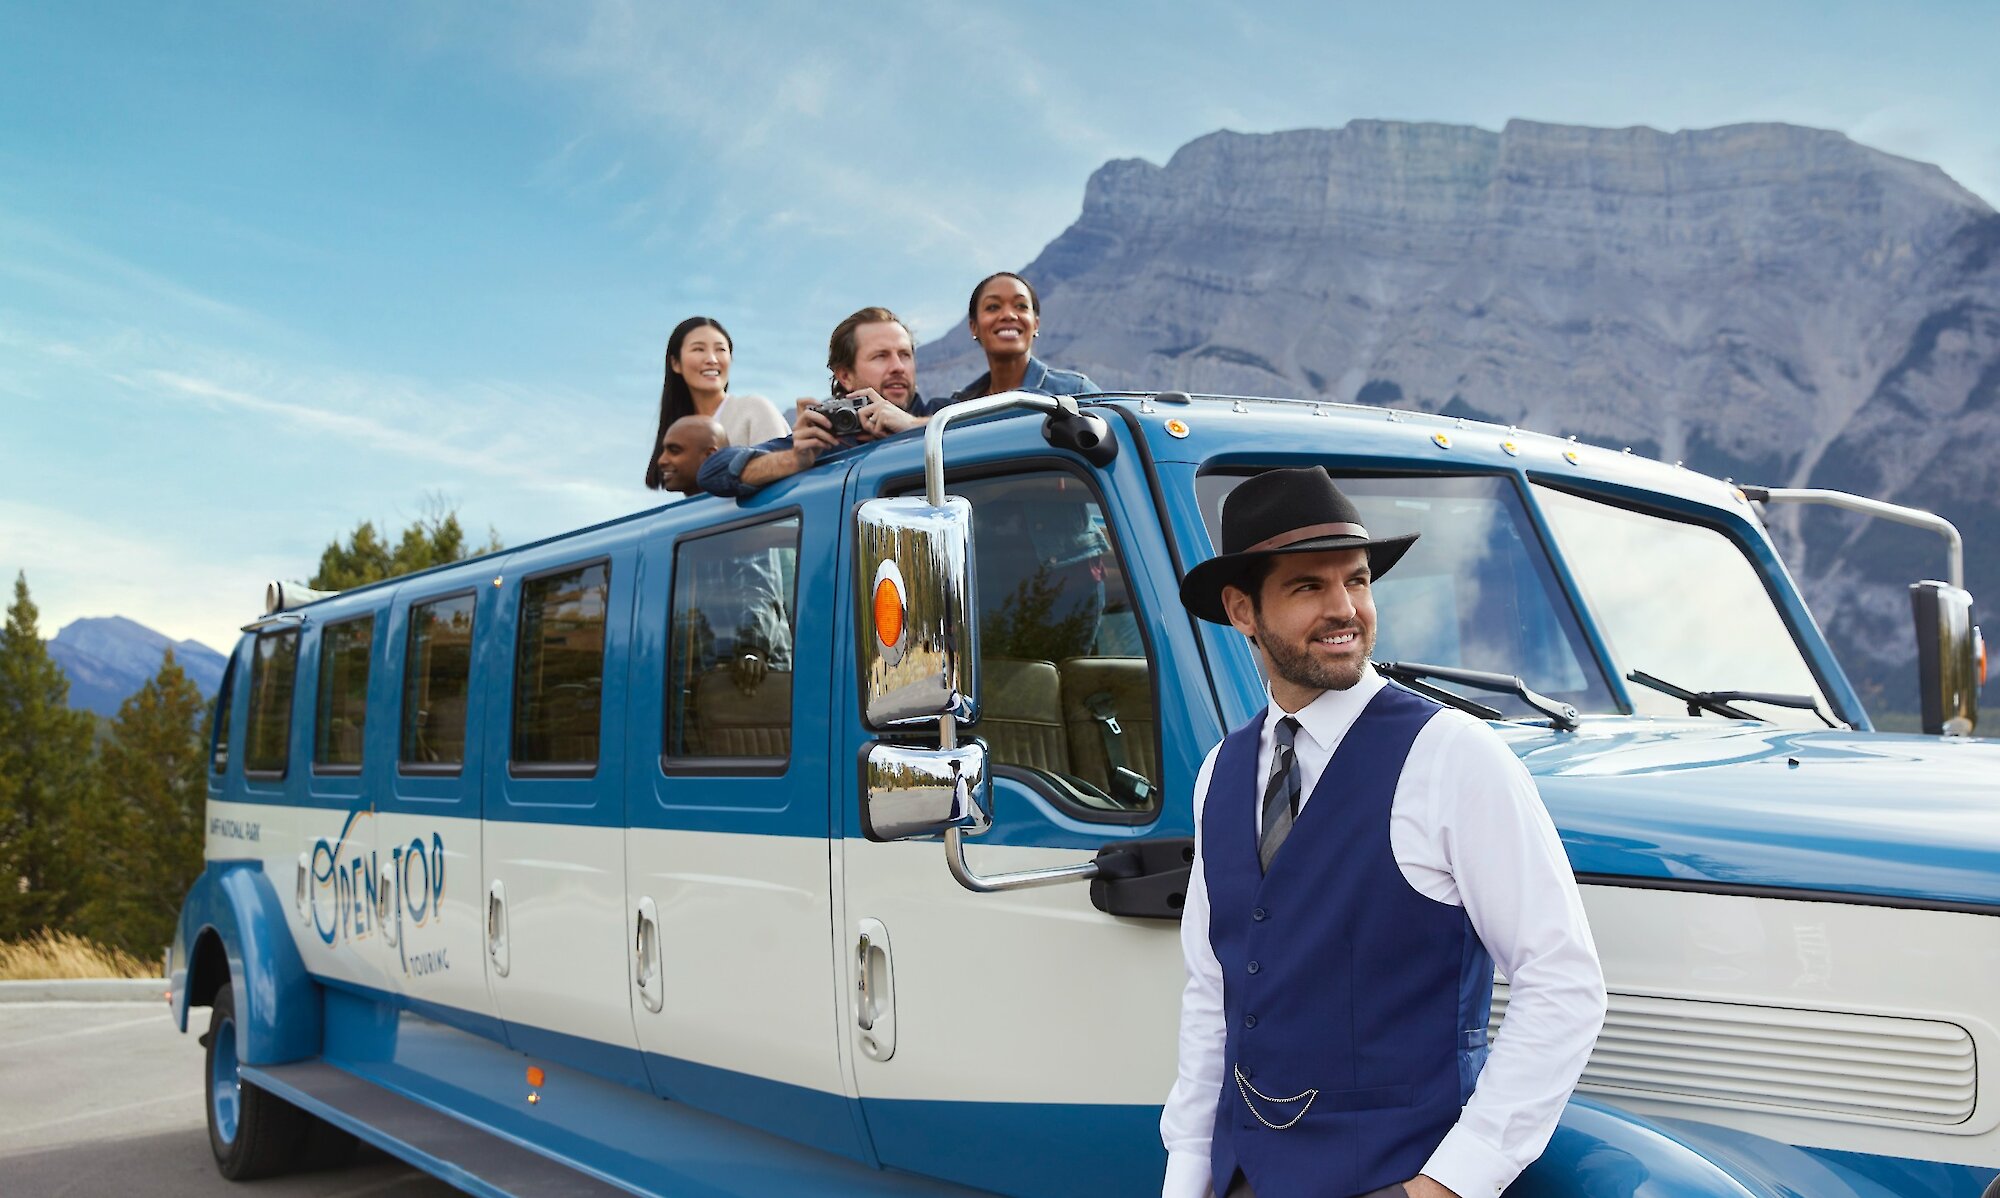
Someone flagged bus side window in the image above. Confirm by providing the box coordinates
[210,655,236,775]
[512,561,610,772]
[956,471,1160,820]
[313,615,373,773]
[665,517,800,765]
[401,592,475,771]
[244,630,300,779]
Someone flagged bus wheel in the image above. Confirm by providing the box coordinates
[204,982,310,1179]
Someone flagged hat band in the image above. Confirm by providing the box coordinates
[1242,521,1369,554]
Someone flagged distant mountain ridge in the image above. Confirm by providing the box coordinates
[919,118,2000,713]
[49,616,226,717]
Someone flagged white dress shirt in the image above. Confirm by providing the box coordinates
[1160,666,1606,1198]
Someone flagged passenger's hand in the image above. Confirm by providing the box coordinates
[1400,1175,1458,1198]
[856,397,923,439]
[792,408,840,454]
[732,652,767,694]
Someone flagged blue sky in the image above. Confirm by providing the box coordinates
[3,1,1996,652]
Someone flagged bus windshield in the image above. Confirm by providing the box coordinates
[1530,482,1833,728]
[1196,472,1618,720]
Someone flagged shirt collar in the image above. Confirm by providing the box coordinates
[949,357,1048,405]
[1263,664,1385,753]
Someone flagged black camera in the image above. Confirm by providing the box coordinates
[808,393,866,436]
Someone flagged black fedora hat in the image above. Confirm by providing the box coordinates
[1180,467,1419,624]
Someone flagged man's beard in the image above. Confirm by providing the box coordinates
[1256,615,1374,693]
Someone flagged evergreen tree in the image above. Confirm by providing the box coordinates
[308,503,501,590]
[0,573,97,937]
[77,649,208,958]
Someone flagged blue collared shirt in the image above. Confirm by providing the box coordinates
[697,392,940,499]
[945,356,1098,405]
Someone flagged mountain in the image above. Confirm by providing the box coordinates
[48,616,228,717]
[920,119,2000,718]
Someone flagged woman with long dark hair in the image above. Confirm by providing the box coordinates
[944,272,1097,404]
[643,316,789,490]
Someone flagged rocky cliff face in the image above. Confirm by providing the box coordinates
[920,120,2000,718]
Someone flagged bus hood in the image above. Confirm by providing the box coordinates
[1494,720,2000,909]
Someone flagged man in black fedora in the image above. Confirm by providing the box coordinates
[1160,467,1605,1198]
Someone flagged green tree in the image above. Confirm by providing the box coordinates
[0,573,98,937]
[77,649,208,958]
[308,503,500,590]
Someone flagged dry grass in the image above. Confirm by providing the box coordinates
[0,929,157,980]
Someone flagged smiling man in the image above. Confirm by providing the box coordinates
[698,306,936,499]
[653,414,728,497]
[1163,466,1606,1198]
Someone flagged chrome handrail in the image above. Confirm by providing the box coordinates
[922,390,1101,893]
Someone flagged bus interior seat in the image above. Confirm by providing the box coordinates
[690,669,792,758]
[1059,656,1156,806]
[972,658,1069,776]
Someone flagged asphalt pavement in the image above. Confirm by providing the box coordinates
[0,1000,456,1197]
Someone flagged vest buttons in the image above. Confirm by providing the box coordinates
[1252,907,1267,921]
[1247,961,1261,974]
[1243,1014,1258,1029]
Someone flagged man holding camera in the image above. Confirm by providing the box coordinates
[698,306,937,499]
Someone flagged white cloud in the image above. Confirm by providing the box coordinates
[0,498,289,653]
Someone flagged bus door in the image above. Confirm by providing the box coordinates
[375,568,507,1034]
[623,478,870,1161]
[481,534,645,1086]
[836,445,1220,1198]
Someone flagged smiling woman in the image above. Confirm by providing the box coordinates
[945,272,1099,404]
[643,316,790,490]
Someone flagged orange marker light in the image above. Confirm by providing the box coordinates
[873,576,904,648]
[526,1066,545,1088]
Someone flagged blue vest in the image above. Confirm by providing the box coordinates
[1204,685,1494,1198]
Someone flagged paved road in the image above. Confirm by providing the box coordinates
[0,1001,455,1197]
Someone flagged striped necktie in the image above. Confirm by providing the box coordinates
[1259,716,1302,870]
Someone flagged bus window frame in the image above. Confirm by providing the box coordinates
[398,586,480,778]
[310,612,376,777]
[658,507,804,780]
[882,456,1165,829]
[507,555,613,781]
[242,627,301,781]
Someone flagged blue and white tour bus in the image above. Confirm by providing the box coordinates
[173,390,1998,1196]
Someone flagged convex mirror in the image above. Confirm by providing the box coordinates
[856,496,977,728]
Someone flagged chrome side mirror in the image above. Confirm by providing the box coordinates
[856,496,977,728]
[862,742,990,841]
[1911,581,1979,736]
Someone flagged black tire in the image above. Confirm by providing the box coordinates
[301,1117,360,1172]
[204,982,311,1180]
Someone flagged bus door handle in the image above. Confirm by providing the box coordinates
[633,897,662,1013]
[378,862,397,948]
[487,880,509,977]
[854,918,896,1062]
[295,853,308,920]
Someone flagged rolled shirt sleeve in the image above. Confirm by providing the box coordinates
[1416,715,1607,1198]
[1160,747,1224,1198]
[696,434,795,499]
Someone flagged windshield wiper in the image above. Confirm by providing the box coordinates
[1376,661,1579,731]
[1626,670,1834,727]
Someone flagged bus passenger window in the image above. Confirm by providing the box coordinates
[244,630,300,778]
[210,657,235,775]
[314,616,373,772]
[947,472,1159,820]
[666,517,800,764]
[402,593,475,769]
[513,562,610,769]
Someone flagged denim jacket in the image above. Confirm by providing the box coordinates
[945,356,1098,405]
[697,392,940,500]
